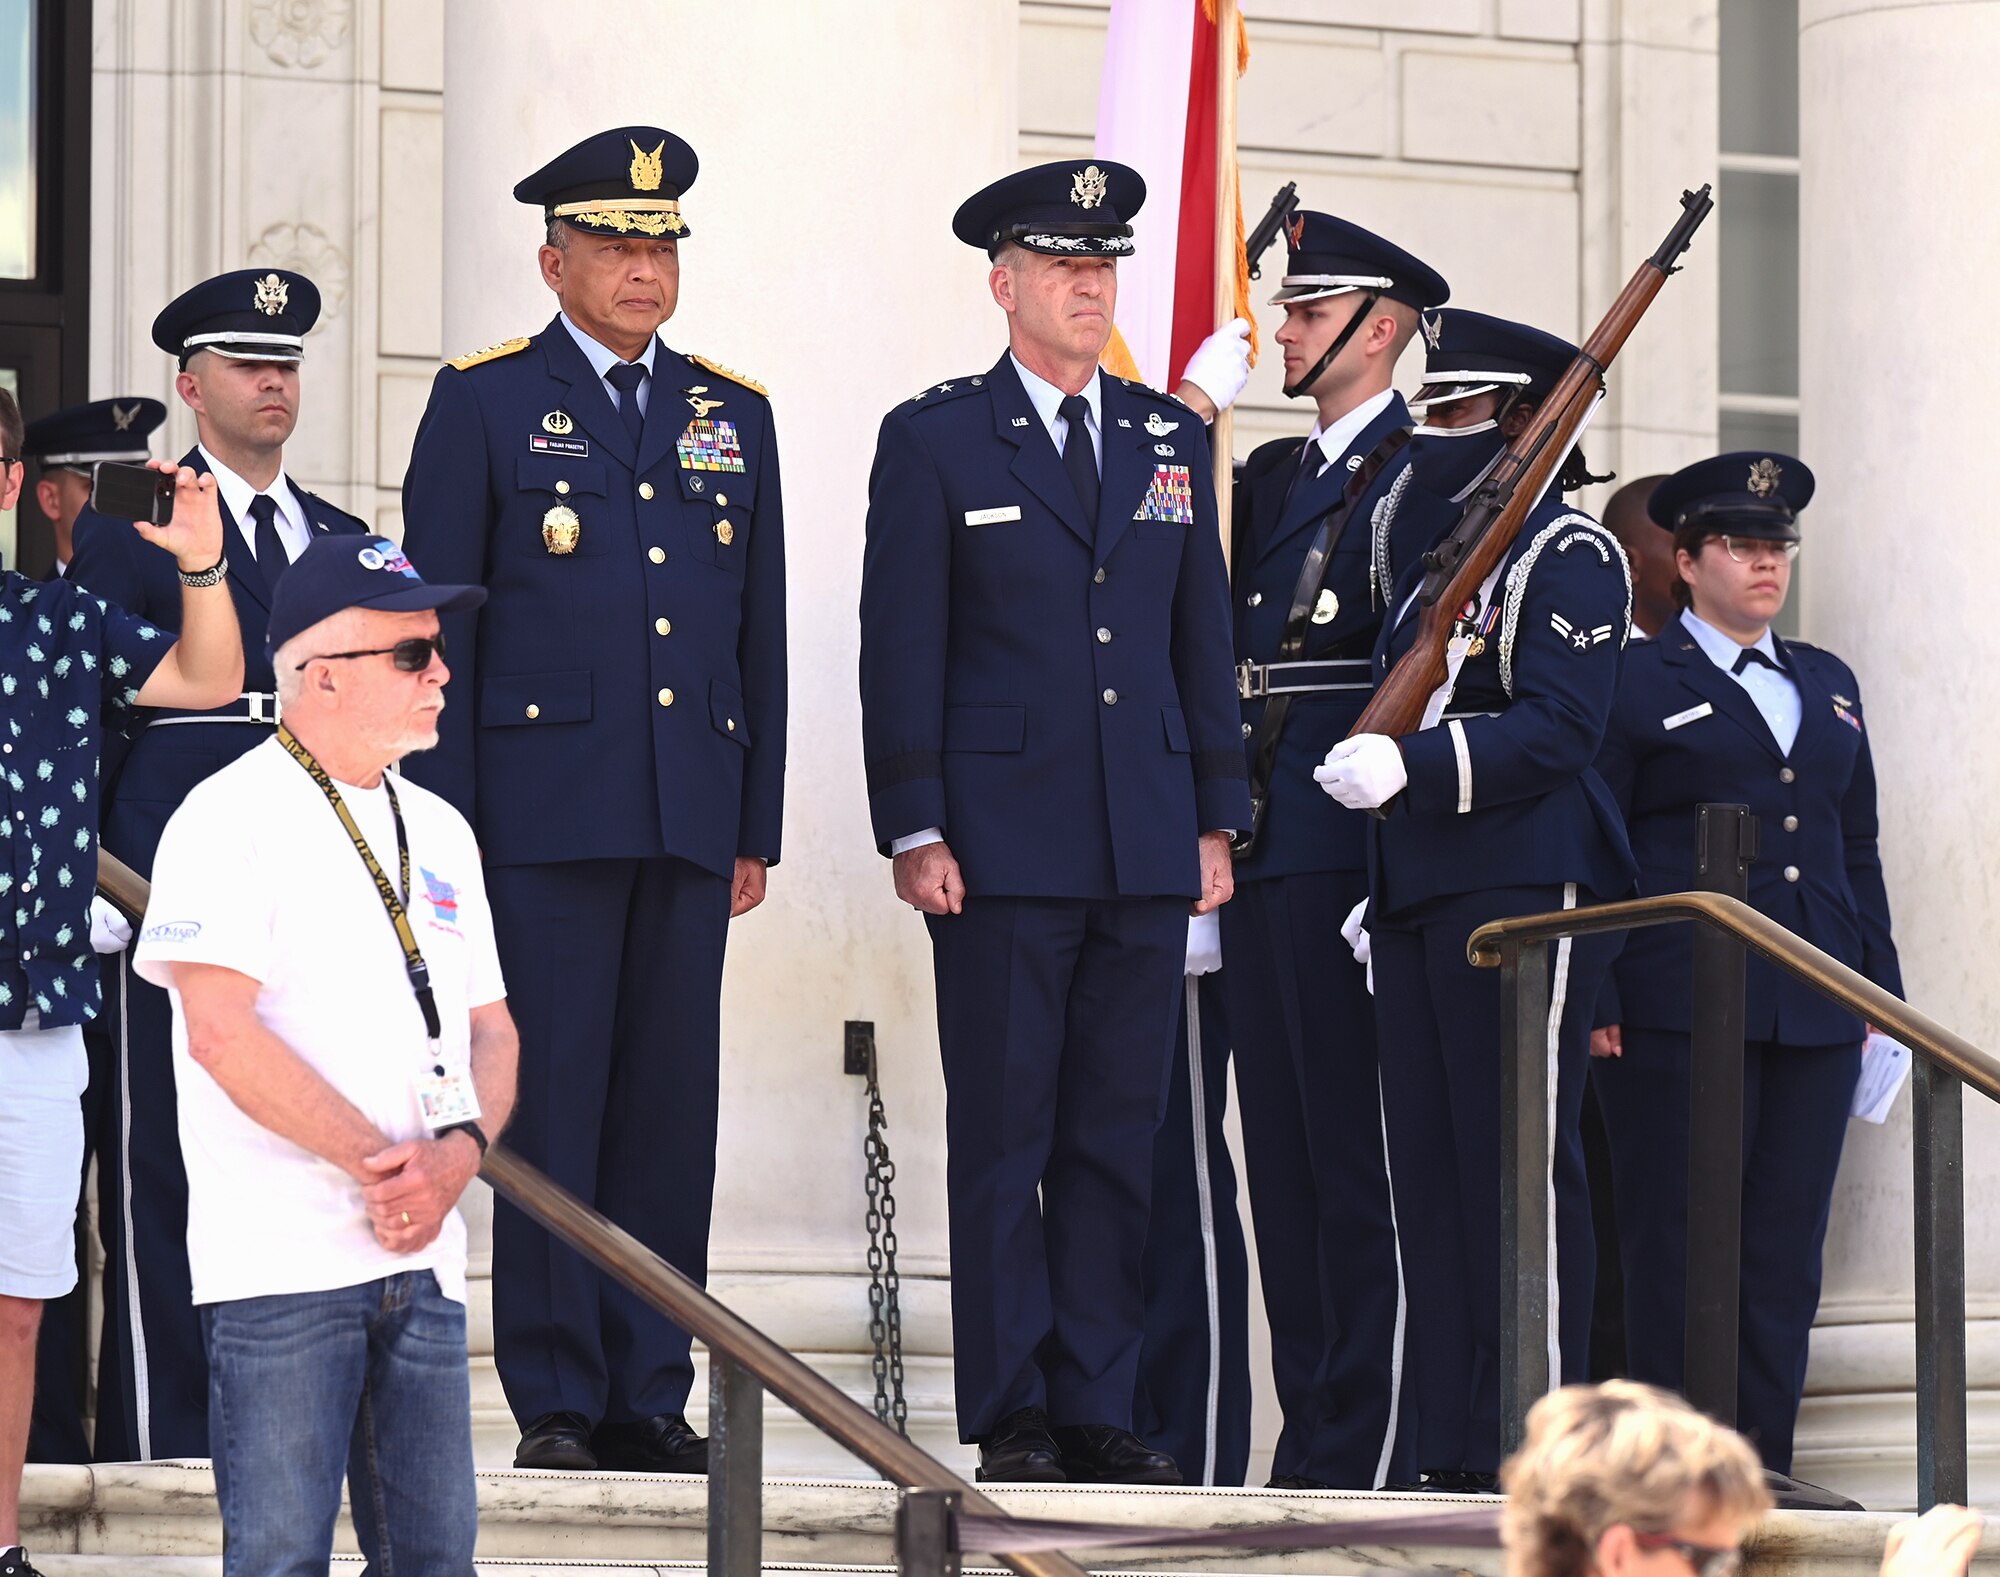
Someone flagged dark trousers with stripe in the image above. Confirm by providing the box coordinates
[926,893,1186,1443]
[1136,971,1251,1486]
[1221,870,1412,1488]
[1591,1030,1861,1473]
[488,856,731,1427]
[1371,884,1615,1476]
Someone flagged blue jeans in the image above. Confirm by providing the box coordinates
[202,1271,476,1577]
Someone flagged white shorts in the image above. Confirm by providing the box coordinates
[0,1009,89,1299]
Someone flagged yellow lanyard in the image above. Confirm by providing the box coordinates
[275,724,442,1041]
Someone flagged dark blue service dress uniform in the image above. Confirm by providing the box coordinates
[1217,394,1449,1489]
[858,355,1249,1442]
[399,317,786,1434]
[1365,496,1636,1478]
[1591,617,1900,1472]
[65,452,365,1462]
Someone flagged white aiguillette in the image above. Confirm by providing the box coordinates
[1662,701,1714,731]
[964,505,1023,526]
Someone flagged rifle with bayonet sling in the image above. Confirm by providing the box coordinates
[1245,181,1300,280]
[1348,184,1714,757]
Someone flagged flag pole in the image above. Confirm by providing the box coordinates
[1211,0,1240,565]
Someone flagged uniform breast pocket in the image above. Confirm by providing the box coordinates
[480,671,592,728]
[513,456,611,558]
[1132,517,1187,544]
[685,498,750,573]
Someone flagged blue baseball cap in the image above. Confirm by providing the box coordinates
[266,535,486,656]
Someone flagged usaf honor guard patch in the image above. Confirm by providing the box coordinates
[1135,464,1195,524]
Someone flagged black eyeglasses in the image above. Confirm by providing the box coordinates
[1632,1531,1744,1577]
[297,634,446,673]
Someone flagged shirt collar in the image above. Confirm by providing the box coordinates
[1306,387,1396,473]
[561,311,658,384]
[1680,607,1780,672]
[197,445,295,531]
[1010,352,1101,440]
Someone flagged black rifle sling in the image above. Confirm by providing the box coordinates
[1235,425,1413,857]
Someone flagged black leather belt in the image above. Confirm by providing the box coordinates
[1236,657,1373,700]
[147,690,280,727]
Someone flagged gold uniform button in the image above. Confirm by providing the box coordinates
[639,482,655,500]
[525,704,540,720]
[555,480,570,495]
[716,521,735,546]
[658,688,675,707]
[655,617,672,636]
[648,546,666,564]
[716,493,729,507]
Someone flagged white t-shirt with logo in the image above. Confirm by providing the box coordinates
[135,736,505,1306]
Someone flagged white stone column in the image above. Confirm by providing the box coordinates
[440,0,1017,1472]
[1797,0,2000,1509]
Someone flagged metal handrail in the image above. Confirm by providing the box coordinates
[1466,889,2000,1100]
[95,850,1087,1577]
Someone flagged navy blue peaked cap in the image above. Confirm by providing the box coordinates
[953,159,1146,258]
[1648,451,1815,540]
[153,270,322,366]
[22,397,167,469]
[1269,211,1448,310]
[516,126,699,240]
[1415,309,1575,402]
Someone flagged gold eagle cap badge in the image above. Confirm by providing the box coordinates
[1071,164,1109,209]
[630,139,666,192]
[542,503,581,555]
[1747,457,1783,498]
[253,273,289,316]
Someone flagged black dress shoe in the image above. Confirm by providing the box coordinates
[1266,1473,1334,1490]
[594,1412,709,1474]
[1052,1423,1181,1485]
[977,1406,1066,1482]
[1427,1469,1500,1494]
[514,1411,597,1470]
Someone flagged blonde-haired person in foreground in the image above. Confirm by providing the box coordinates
[1502,1381,1985,1577]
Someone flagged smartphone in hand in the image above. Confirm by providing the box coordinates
[90,461,175,524]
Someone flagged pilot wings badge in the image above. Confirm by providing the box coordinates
[685,385,726,420]
[1143,412,1178,437]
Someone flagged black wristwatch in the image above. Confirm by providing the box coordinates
[438,1120,488,1155]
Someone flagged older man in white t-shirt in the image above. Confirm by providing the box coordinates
[136,535,517,1577]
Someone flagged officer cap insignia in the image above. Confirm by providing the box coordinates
[685,386,725,419]
[111,402,138,431]
[1422,311,1445,351]
[1285,211,1305,250]
[542,409,574,435]
[542,504,581,555]
[1071,164,1110,209]
[1747,457,1783,497]
[253,273,289,316]
[630,138,666,192]
[1312,589,1339,625]
[449,336,532,371]
[689,353,767,396]
[1143,412,1178,436]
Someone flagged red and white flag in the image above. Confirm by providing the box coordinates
[1096,0,1254,390]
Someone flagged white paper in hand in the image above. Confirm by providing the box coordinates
[1185,912,1222,977]
[1851,1031,1912,1124]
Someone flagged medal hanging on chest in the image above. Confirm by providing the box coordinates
[543,504,581,555]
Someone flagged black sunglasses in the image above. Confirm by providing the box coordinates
[297,634,446,673]
[1632,1531,1744,1577]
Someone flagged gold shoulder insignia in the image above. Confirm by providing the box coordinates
[690,353,767,397]
[448,336,532,372]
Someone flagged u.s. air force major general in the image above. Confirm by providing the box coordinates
[400,126,786,1475]
[858,159,1250,1486]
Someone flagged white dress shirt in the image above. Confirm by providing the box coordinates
[1009,353,1103,474]
[1679,607,1801,755]
[198,446,310,564]
[1303,387,1396,478]
[561,311,658,419]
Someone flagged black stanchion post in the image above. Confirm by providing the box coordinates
[1684,803,1755,1424]
[708,1352,764,1577]
[1500,935,1552,1456]
[897,1487,963,1577]
[1914,1057,1968,1508]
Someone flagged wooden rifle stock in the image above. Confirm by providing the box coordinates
[1350,184,1714,744]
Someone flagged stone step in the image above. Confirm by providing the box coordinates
[18,1461,1990,1576]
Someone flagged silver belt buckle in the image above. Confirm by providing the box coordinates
[1235,661,1266,701]
[244,691,280,725]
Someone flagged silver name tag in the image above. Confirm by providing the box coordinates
[964,506,1023,526]
[1662,701,1714,731]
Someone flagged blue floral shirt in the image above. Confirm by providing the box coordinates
[0,571,170,1029]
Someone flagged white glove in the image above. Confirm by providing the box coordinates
[1340,896,1373,995]
[89,897,133,955]
[1314,734,1408,810]
[1181,317,1253,414]
[1185,911,1223,976]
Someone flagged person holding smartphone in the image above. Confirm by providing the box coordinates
[1590,452,1901,1474]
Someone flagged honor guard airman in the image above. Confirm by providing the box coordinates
[1591,453,1901,1473]
[1317,309,1637,1488]
[21,397,167,578]
[858,159,1249,1484]
[59,270,366,1463]
[1218,212,1452,1490]
[399,126,786,1475]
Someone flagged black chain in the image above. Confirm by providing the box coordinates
[863,1046,908,1435]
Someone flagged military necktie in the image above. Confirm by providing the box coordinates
[606,360,649,445]
[247,493,287,591]
[1058,393,1099,524]
[1732,646,1784,676]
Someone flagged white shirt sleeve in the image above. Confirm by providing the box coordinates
[891,827,945,855]
[133,795,273,990]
